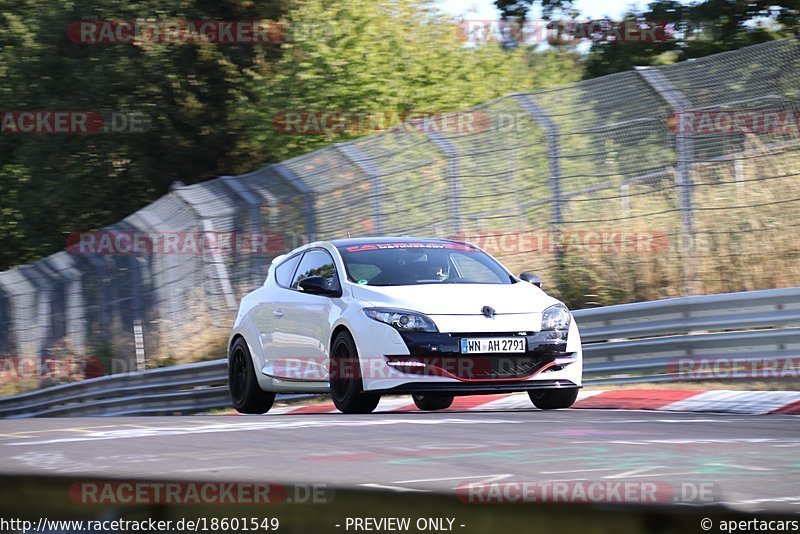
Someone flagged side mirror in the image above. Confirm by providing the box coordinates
[298,275,339,296]
[519,272,542,288]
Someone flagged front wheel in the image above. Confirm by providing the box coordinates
[412,394,454,411]
[329,331,381,414]
[229,337,276,414]
[528,388,579,410]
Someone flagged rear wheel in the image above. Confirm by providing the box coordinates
[528,388,579,410]
[229,337,275,414]
[412,394,454,411]
[330,331,380,414]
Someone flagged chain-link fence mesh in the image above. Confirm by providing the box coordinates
[1,38,798,387]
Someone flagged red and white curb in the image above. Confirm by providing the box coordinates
[571,389,800,414]
[244,390,800,416]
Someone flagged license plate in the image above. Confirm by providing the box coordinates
[460,337,526,354]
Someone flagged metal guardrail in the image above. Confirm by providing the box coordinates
[1,286,798,418]
[0,360,232,418]
[575,286,800,342]
[575,286,800,386]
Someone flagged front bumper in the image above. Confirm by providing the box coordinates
[372,379,580,395]
[384,330,574,381]
[350,315,583,392]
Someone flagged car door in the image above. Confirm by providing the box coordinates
[269,248,340,381]
[257,253,301,378]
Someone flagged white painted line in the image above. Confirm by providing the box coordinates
[604,466,667,478]
[606,471,701,479]
[173,465,251,473]
[540,467,616,475]
[395,474,513,484]
[360,483,431,493]
[704,463,773,472]
[577,390,607,401]
[476,394,533,411]
[375,397,418,412]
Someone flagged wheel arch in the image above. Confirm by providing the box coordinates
[228,333,245,358]
[330,324,353,356]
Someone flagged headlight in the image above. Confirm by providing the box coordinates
[541,304,570,331]
[363,307,438,333]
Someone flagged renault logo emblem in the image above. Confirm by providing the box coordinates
[481,306,495,318]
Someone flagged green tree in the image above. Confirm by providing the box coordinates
[245,0,584,161]
[494,0,799,77]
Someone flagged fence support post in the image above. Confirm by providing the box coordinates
[513,93,564,265]
[271,163,316,243]
[637,67,697,295]
[220,175,266,284]
[43,252,86,356]
[336,142,384,235]
[86,253,111,346]
[425,132,461,236]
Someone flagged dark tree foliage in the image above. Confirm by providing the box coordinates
[495,0,799,77]
[0,0,287,269]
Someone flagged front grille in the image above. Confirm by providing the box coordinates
[386,355,551,380]
[448,332,534,338]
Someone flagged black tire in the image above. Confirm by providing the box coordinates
[329,331,380,414]
[528,388,579,410]
[412,394,454,411]
[229,337,276,414]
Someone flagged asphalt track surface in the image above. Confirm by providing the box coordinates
[1,407,798,512]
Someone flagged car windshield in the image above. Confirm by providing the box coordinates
[336,242,513,286]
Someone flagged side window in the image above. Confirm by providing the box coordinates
[274,254,301,288]
[291,249,340,291]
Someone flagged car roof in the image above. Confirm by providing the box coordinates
[330,236,465,247]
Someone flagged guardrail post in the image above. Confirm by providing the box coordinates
[335,142,384,235]
[513,94,564,262]
[637,67,698,295]
[271,163,316,243]
[425,132,462,236]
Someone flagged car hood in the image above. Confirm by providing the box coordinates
[350,282,561,315]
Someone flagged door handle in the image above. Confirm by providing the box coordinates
[272,310,284,318]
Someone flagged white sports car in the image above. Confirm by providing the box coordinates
[228,237,582,414]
